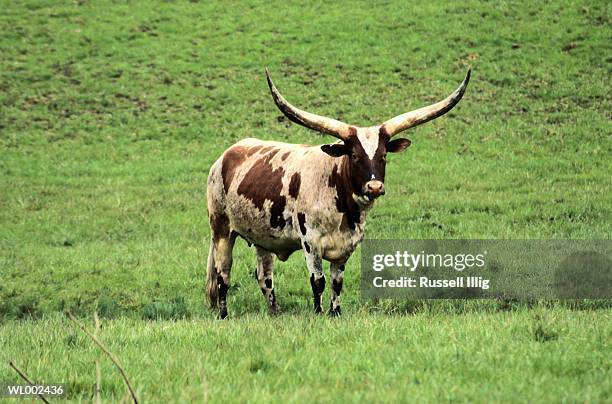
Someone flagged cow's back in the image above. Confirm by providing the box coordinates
[209,139,317,259]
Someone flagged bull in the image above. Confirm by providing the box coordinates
[206,68,470,318]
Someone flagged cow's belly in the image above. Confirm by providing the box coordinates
[228,207,302,261]
[224,195,365,263]
[255,237,302,261]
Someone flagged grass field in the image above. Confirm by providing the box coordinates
[0,0,610,402]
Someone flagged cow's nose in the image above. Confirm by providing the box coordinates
[364,181,385,199]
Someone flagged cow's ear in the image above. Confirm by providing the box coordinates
[386,138,411,153]
[321,144,349,157]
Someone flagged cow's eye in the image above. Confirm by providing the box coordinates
[351,153,358,161]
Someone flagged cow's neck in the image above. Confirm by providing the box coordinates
[334,155,371,231]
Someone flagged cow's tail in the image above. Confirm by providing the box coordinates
[205,238,218,309]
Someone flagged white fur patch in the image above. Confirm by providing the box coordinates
[357,131,379,160]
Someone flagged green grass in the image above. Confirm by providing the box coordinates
[1,308,610,403]
[0,0,610,402]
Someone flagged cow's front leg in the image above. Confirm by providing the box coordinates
[329,262,345,316]
[304,245,325,313]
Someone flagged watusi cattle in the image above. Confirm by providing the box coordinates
[206,68,470,318]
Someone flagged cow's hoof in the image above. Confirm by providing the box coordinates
[328,307,342,317]
[269,305,281,316]
[314,305,323,314]
[218,307,228,320]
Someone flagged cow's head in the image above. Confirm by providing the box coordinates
[265,68,470,204]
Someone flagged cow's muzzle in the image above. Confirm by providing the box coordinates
[363,180,385,200]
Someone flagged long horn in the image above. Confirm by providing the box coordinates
[265,68,352,140]
[381,69,471,137]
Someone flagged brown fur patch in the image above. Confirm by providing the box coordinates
[288,172,301,198]
[221,146,248,192]
[266,147,280,160]
[378,125,390,139]
[245,145,263,157]
[328,159,361,230]
[328,164,338,187]
[332,278,343,295]
[280,151,290,161]
[348,126,358,137]
[260,146,274,154]
[297,212,307,235]
[237,154,287,229]
[210,212,230,242]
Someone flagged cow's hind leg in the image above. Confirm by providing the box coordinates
[214,233,236,319]
[208,213,237,319]
[329,262,345,316]
[255,246,280,315]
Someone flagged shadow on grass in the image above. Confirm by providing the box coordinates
[1,295,610,322]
